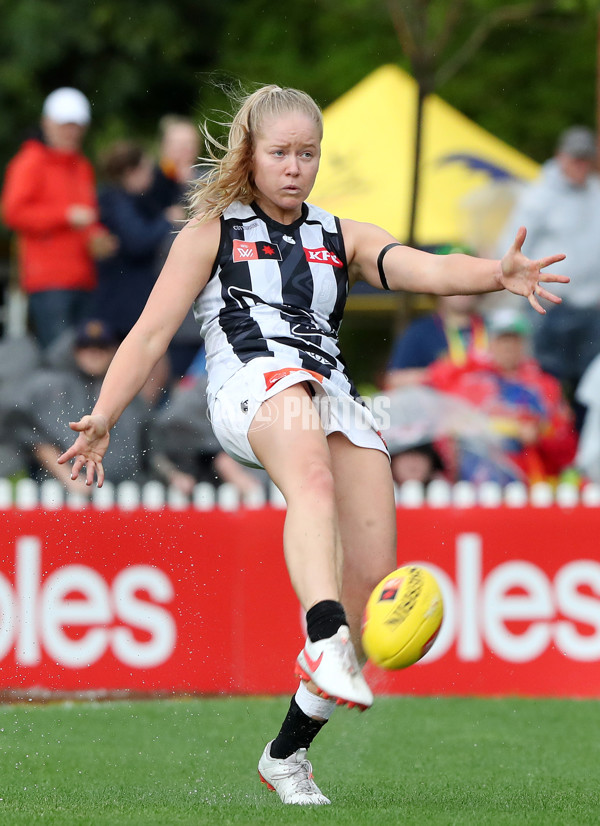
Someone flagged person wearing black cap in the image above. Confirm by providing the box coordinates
[10,319,149,495]
[498,125,600,418]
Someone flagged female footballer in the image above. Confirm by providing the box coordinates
[58,84,567,805]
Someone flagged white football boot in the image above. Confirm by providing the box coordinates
[295,625,373,710]
[258,741,331,805]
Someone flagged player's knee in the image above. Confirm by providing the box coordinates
[348,562,393,604]
[300,459,335,503]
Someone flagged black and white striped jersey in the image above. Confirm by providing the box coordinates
[194,200,358,403]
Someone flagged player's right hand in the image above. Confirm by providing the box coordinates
[57,414,110,487]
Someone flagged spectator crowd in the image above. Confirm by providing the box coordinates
[0,88,598,496]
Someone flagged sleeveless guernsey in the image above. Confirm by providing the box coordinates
[193,200,358,405]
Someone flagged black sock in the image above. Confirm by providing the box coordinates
[269,697,327,759]
[306,599,347,642]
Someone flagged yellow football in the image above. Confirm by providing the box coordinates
[361,565,443,669]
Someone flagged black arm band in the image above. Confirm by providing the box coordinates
[377,243,401,291]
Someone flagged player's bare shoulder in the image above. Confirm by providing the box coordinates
[161,215,221,290]
[174,215,221,258]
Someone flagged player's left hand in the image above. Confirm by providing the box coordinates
[500,226,568,314]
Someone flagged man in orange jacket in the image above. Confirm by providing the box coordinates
[1,87,116,348]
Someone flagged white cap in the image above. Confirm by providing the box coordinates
[42,87,91,126]
[486,307,530,337]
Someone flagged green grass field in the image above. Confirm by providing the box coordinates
[1,695,599,825]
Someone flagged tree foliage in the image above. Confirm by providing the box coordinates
[0,0,230,167]
[0,0,597,179]
[444,7,596,161]
[377,0,597,241]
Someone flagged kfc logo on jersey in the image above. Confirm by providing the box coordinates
[305,247,344,268]
[233,239,282,262]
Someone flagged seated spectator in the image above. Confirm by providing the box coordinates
[390,442,446,486]
[44,323,171,412]
[148,353,267,496]
[0,335,41,479]
[10,319,151,495]
[383,294,488,390]
[425,308,578,484]
[92,140,184,340]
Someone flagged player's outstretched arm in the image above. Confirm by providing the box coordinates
[343,220,568,313]
[57,217,220,486]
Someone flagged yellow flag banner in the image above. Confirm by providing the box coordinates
[311,65,539,251]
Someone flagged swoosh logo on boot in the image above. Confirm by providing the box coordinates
[303,650,323,672]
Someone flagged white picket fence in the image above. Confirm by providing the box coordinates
[0,477,598,510]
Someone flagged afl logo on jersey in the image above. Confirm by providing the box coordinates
[305,247,344,268]
[232,239,282,262]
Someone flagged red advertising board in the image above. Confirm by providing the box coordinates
[1,505,600,698]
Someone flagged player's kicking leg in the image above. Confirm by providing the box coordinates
[249,384,372,708]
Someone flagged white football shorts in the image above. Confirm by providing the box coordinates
[208,356,388,468]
